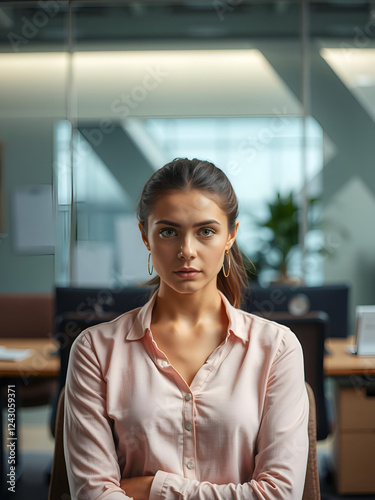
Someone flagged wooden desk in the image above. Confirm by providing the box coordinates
[0,338,59,377]
[324,337,375,495]
[0,338,59,496]
[325,337,375,377]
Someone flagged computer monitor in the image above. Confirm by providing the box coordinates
[54,285,152,319]
[243,283,350,338]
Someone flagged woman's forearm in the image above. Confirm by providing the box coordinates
[120,476,155,500]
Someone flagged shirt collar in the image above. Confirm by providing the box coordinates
[125,289,248,342]
[126,290,158,340]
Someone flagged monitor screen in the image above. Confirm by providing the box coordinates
[243,283,349,338]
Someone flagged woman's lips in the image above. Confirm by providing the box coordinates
[174,269,201,279]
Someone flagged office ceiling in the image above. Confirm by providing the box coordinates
[0,49,301,118]
[0,1,374,49]
[2,1,375,121]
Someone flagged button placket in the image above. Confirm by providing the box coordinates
[146,329,199,477]
[183,390,196,479]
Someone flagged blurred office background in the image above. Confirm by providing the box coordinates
[1,1,375,498]
[1,0,374,315]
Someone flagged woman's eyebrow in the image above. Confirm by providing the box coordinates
[154,219,221,227]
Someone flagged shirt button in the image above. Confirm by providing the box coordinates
[185,393,192,401]
[185,422,193,431]
[187,461,194,470]
[160,360,168,367]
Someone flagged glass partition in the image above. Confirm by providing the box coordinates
[61,0,307,288]
[308,4,375,323]
[0,1,68,292]
[1,1,374,324]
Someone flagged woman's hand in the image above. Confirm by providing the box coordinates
[120,476,154,500]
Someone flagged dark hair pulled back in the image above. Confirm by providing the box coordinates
[137,158,248,308]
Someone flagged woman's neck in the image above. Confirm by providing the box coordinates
[152,284,223,328]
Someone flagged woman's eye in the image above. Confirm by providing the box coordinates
[159,228,176,238]
[199,228,215,237]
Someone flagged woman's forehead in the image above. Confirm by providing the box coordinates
[151,189,225,216]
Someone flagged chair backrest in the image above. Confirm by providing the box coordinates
[48,383,320,500]
[49,386,70,500]
[303,382,321,500]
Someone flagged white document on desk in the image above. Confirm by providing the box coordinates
[355,306,375,356]
[0,346,34,361]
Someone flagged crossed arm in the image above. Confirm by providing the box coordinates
[120,477,154,500]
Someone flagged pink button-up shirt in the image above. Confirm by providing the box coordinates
[64,291,309,500]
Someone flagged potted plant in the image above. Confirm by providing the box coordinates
[250,192,319,284]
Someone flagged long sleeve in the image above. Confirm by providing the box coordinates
[62,293,309,500]
[149,330,309,500]
[63,331,128,500]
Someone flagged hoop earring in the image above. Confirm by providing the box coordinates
[222,249,231,278]
[147,253,153,275]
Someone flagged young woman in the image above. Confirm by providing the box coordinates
[64,158,309,500]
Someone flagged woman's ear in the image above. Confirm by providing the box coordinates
[226,220,239,252]
[138,221,151,251]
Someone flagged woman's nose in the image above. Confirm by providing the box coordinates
[178,235,196,260]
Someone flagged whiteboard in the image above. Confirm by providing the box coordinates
[73,241,113,287]
[12,184,55,254]
[115,215,150,285]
